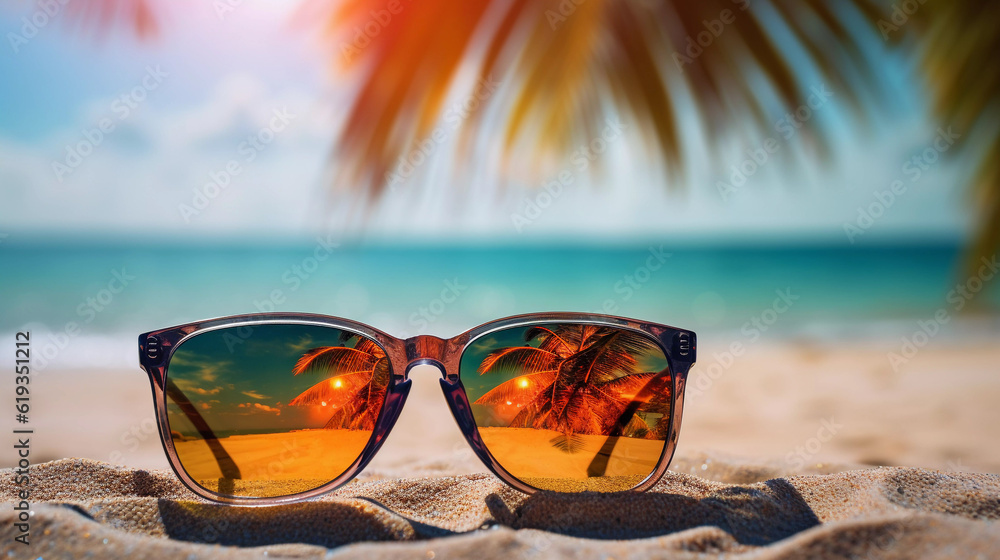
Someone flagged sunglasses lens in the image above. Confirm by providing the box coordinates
[164,324,391,498]
[461,323,672,492]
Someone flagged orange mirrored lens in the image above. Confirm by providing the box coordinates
[165,324,390,498]
[461,323,672,492]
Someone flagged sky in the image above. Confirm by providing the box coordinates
[0,1,972,244]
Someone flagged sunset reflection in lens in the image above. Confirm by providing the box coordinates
[460,323,672,492]
[165,324,389,498]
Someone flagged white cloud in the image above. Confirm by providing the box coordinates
[0,40,970,243]
[0,72,334,236]
[240,389,269,400]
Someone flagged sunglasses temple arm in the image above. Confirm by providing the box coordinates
[164,379,242,481]
[585,367,672,477]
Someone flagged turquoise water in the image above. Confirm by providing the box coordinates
[1,240,986,346]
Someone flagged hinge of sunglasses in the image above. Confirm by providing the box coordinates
[674,332,693,359]
[142,335,167,368]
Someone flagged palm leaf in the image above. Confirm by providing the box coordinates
[596,371,666,402]
[287,372,367,407]
[477,346,560,376]
[473,369,557,406]
[548,375,598,429]
[64,1,1000,269]
[906,2,1000,279]
[554,329,658,386]
[499,0,608,163]
[508,387,555,429]
[523,325,578,357]
[64,0,157,37]
[292,346,379,376]
[328,0,887,195]
[319,357,390,430]
[322,397,374,430]
[353,337,386,356]
[549,432,585,454]
[288,341,388,430]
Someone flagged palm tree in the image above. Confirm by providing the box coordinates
[906,3,1000,277]
[75,1,999,274]
[474,325,670,452]
[288,336,390,431]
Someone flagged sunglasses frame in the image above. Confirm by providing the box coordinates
[138,312,696,506]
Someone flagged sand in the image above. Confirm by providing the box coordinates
[2,456,999,559]
[478,426,664,491]
[2,338,999,557]
[173,428,374,497]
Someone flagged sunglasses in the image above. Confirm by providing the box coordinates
[138,313,696,505]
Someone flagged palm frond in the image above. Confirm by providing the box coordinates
[353,337,386,356]
[596,371,664,402]
[288,374,366,407]
[549,432,585,454]
[523,325,577,357]
[292,346,379,375]
[322,397,377,430]
[288,343,388,430]
[555,329,658,386]
[63,0,158,36]
[910,2,1000,278]
[473,369,557,406]
[477,346,559,376]
[620,414,651,438]
[68,1,1000,266]
[547,378,590,426]
[328,0,887,196]
[508,388,554,428]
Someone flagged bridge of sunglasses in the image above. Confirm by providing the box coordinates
[401,335,461,382]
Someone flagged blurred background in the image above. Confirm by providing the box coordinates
[1,0,998,475]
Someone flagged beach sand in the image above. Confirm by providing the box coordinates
[2,338,999,557]
[2,456,999,558]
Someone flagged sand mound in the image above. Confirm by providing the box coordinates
[2,457,998,559]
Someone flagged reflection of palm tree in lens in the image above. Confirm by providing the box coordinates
[289,337,389,431]
[474,325,669,453]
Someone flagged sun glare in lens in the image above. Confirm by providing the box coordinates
[165,324,390,498]
[461,323,672,492]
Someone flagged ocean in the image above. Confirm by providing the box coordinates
[1,239,994,372]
